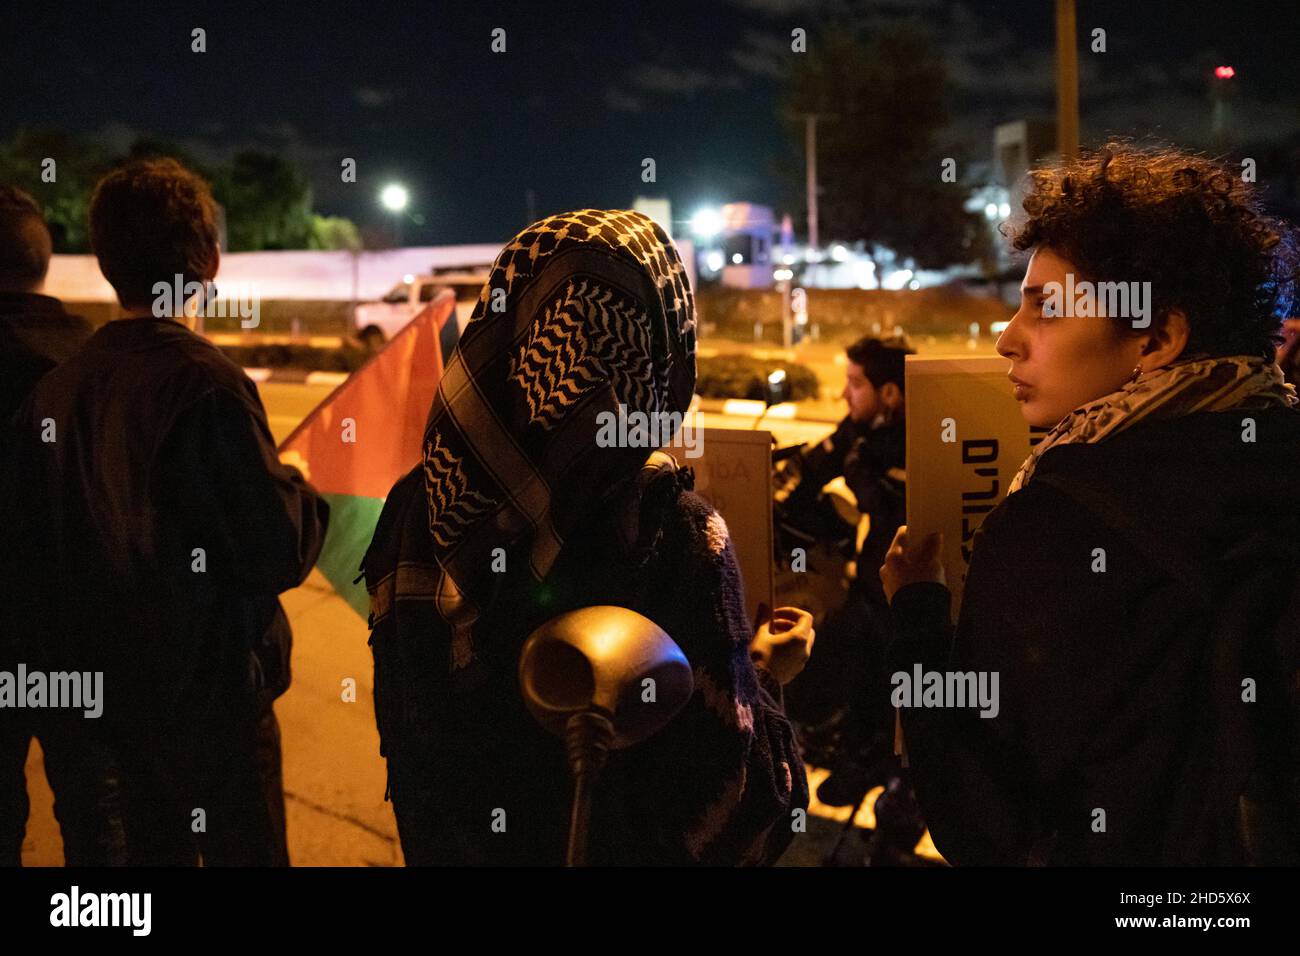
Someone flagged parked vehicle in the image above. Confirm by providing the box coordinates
[353,270,489,351]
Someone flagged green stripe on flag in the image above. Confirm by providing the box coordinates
[316,492,386,620]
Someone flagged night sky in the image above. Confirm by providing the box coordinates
[4,0,1298,245]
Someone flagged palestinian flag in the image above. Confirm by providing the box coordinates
[278,292,456,618]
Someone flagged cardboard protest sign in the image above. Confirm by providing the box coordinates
[667,426,774,622]
[904,355,1049,621]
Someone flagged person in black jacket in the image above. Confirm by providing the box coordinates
[778,337,913,804]
[780,335,915,717]
[881,143,1300,865]
[780,336,913,615]
[0,185,95,865]
[15,159,329,865]
[0,187,93,416]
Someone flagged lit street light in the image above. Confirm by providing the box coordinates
[380,183,410,247]
[380,184,409,212]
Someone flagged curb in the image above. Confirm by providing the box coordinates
[244,368,349,386]
[244,372,842,420]
[694,397,841,424]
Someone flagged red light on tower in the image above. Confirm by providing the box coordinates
[1214,65,1236,79]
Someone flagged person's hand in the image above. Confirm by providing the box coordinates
[1278,318,1300,367]
[880,526,946,604]
[750,604,815,686]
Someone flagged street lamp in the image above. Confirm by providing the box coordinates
[380,183,409,212]
[380,183,409,247]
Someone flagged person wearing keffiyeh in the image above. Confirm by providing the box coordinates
[881,144,1300,865]
[363,209,810,865]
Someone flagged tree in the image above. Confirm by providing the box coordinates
[211,151,315,251]
[779,20,986,268]
[309,214,363,251]
[0,129,110,252]
[1,129,351,253]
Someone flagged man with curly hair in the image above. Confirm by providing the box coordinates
[882,143,1300,865]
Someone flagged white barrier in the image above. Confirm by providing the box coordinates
[46,238,696,304]
[44,245,503,302]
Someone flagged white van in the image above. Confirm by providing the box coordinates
[353,271,488,351]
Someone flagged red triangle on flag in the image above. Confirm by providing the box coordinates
[278,291,455,499]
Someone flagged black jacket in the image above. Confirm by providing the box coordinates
[15,317,329,727]
[1,293,93,667]
[889,407,1300,865]
[786,415,906,605]
[0,291,93,421]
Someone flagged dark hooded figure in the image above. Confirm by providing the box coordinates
[364,209,810,865]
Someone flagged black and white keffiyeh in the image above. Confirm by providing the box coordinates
[366,209,696,682]
[1009,353,1297,494]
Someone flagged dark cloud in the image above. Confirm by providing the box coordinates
[353,86,403,108]
[604,86,645,113]
[631,64,745,97]
[731,29,791,78]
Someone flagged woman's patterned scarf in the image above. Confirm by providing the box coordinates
[368,209,696,683]
[1009,353,1298,494]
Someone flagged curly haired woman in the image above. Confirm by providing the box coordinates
[882,144,1300,865]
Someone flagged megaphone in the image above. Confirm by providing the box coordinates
[519,605,693,865]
